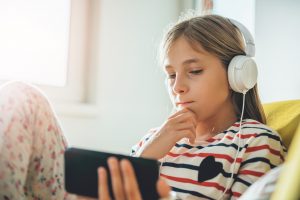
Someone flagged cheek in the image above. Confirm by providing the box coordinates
[209,69,230,96]
[209,81,230,106]
[192,74,230,116]
[196,75,229,100]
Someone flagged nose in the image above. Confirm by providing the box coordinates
[172,75,188,94]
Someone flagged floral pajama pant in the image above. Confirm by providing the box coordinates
[0,82,76,200]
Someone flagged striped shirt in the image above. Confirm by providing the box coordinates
[131,119,286,200]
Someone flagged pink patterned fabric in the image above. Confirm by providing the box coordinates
[0,82,76,200]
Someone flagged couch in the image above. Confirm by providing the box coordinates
[263,100,300,200]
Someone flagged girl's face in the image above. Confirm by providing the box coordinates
[164,36,235,121]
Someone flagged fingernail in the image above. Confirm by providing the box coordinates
[108,157,118,169]
[98,167,104,174]
[120,159,130,167]
[108,156,117,164]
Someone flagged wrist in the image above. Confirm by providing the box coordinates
[139,132,174,159]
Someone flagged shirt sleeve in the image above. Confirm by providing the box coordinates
[130,127,159,156]
[229,131,286,199]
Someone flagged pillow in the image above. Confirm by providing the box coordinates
[262,100,300,200]
[263,99,300,148]
[270,122,300,200]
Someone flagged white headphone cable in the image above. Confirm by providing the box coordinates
[160,92,247,200]
[218,91,246,200]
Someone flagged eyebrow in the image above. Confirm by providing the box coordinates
[164,58,200,70]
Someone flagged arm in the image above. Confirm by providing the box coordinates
[132,108,197,160]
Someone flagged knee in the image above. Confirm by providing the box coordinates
[0,81,51,111]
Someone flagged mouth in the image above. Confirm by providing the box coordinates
[176,101,194,107]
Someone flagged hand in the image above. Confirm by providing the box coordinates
[98,157,170,200]
[139,108,197,159]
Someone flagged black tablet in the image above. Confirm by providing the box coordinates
[64,147,160,200]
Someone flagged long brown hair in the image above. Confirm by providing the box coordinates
[160,14,266,124]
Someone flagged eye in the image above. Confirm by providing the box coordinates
[167,73,176,79]
[190,69,203,75]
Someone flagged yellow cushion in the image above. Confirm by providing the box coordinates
[271,122,300,200]
[263,100,300,200]
[263,99,300,148]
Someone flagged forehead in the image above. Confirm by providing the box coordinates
[164,58,201,70]
[163,37,207,69]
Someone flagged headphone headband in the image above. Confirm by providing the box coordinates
[228,19,255,57]
[227,18,258,94]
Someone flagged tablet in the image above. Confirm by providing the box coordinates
[64,147,160,200]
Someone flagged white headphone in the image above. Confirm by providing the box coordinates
[218,18,257,200]
[227,19,258,94]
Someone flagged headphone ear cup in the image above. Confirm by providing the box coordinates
[228,55,258,93]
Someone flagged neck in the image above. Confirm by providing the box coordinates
[195,101,237,141]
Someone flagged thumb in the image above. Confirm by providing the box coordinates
[156,178,171,198]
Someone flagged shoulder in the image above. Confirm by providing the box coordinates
[131,127,160,152]
[131,127,160,156]
[240,119,286,152]
[237,119,285,149]
[240,119,281,138]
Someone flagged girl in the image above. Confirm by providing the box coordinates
[129,14,286,199]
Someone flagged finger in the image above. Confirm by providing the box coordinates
[108,157,125,200]
[120,159,142,200]
[180,112,198,127]
[177,129,196,143]
[174,122,196,132]
[156,178,171,198]
[98,167,111,200]
[168,108,189,119]
[185,130,196,143]
[170,113,197,127]
[182,128,196,144]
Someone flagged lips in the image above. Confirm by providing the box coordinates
[176,101,194,106]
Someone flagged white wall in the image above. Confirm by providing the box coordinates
[59,0,180,154]
[255,0,300,103]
